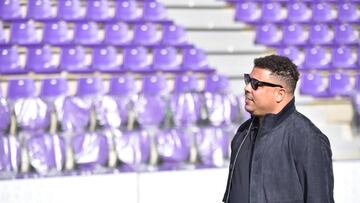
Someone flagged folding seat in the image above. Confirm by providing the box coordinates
[108,76,138,128]
[299,73,330,97]
[260,2,285,23]
[331,46,357,69]
[122,47,152,72]
[303,46,330,70]
[73,21,101,45]
[10,21,39,45]
[255,24,282,46]
[26,46,60,73]
[311,2,335,23]
[276,47,304,67]
[57,0,84,21]
[328,73,353,97]
[103,22,132,46]
[171,75,201,127]
[156,128,191,170]
[0,47,27,74]
[59,46,92,73]
[234,2,261,23]
[161,24,188,47]
[308,24,333,45]
[142,1,167,22]
[135,75,168,127]
[286,2,311,23]
[0,0,22,20]
[0,136,21,178]
[42,21,71,45]
[152,46,181,72]
[182,47,212,72]
[85,0,111,21]
[92,46,122,73]
[282,24,308,46]
[7,79,51,133]
[114,0,140,21]
[337,3,359,23]
[26,0,54,20]
[334,24,358,45]
[132,23,160,46]
[355,74,360,92]
[195,126,228,168]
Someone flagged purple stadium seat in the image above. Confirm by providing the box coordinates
[337,3,359,23]
[276,47,304,67]
[195,127,228,168]
[161,24,188,46]
[114,0,139,21]
[57,0,84,21]
[92,46,122,73]
[86,0,111,21]
[108,76,138,127]
[122,47,152,72]
[171,75,201,127]
[255,24,281,46]
[40,78,69,98]
[42,21,71,45]
[286,2,311,23]
[328,73,353,97]
[27,0,54,20]
[76,77,104,97]
[142,1,167,21]
[103,22,131,46]
[355,74,360,92]
[303,46,330,70]
[152,47,181,72]
[135,75,168,127]
[334,24,358,45]
[0,0,22,20]
[308,24,333,45]
[133,23,160,46]
[156,128,191,170]
[311,2,335,23]
[300,73,329,97]
[7,79,51,131]
[10,21,39,45]
[0,47,27,74]
[27,133,66,175]
[282,24,308,46]
[234,2,261,23]
[71,132,109,171]
[331,46,356,69]
[182,48,211,72]
[73,21,101,45]
[26,46,60,73]
[261,2,285,23]
[60,46,92,73]
[114,129,151,172]
[0,136,21,177]
[0,89,10,133]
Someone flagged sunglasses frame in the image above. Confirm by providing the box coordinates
[244,74,283,90]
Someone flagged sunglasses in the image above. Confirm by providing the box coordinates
[244,74,283,90]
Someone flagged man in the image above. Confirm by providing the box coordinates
[223,55,334,203]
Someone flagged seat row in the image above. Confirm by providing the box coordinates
[0,46,213,74]
[234,1,359,24]
[276,46,360,70]
[255,23,359,47]
[0,21,189,47]
[0,0,169,23]
[300,72,360,97]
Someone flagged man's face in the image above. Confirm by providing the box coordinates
[244,67,284,117]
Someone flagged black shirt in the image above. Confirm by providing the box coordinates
[228,122,259,203]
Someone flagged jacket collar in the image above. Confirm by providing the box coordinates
[253,97,296,132]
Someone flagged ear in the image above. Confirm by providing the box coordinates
[275,88,286,103]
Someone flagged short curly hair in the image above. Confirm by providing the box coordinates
[254,55,299,94]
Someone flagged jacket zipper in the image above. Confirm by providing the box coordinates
[225,120,254,203]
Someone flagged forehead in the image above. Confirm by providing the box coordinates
[250,67,273,80]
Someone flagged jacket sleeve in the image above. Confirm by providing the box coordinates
[292,131,334,203]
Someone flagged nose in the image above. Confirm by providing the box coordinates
[244,81,252,93]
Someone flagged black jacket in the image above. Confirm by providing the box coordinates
[223,99,334,203]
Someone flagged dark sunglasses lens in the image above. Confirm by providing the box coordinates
[250,79,258,90]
